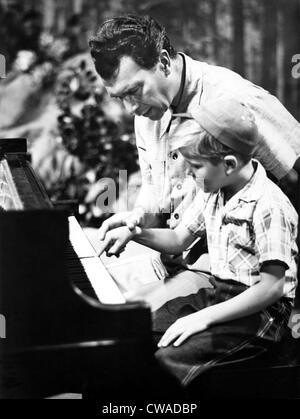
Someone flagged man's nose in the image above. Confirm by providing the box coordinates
[123,98,139,115]
[187,167,197,177]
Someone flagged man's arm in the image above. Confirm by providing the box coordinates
[158,263,285,347]
[98,121,162,239]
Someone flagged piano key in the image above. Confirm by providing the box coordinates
[66,216,125,304]
[79,257,125,304]
[68,216,97,258]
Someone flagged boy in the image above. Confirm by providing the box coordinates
[98,97,298,386]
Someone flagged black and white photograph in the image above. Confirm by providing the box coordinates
[0,0,300,405]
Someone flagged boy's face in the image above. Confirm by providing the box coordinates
[102,55,172,120]
[185,156,227,193]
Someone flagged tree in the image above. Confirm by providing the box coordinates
[281,0,300,119]
[261,0,278,94]
[231,0,245,76]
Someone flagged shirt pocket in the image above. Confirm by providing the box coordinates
[225,220,258,273]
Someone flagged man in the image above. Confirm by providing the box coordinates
[89,14,300,299]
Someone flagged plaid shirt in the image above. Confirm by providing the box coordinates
[135,54,300,229]
[181,161,298,299]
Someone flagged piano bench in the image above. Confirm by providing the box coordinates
[187,324,300,399]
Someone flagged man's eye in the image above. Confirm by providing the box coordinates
[127,87,140,96]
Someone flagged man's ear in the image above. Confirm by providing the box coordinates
[159,49,171,74]
[223,155,238,175]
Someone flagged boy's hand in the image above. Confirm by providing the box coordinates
[97,226,141,258]
[97,208,145,241]
[125,207,145,231]
[97,212,133,241]
[158,309,213,348]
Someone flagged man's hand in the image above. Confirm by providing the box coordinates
[158,309,213,348]
[97,226,140,258]
[98,208,145,241]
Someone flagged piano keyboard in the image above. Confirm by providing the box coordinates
[67,216,125,305]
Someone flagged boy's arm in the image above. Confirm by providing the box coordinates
[133,224,196,254]
[204,262,285,323]
[97,224,195,257]
[158,262,285,347]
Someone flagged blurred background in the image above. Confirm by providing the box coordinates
[0,0,299,227]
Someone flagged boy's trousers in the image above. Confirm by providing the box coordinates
[153,275,292,387]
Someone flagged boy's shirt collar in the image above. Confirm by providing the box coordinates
[215,160,266,212]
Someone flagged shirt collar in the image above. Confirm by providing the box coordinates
[158,54,204,139]
[172,53,203,114]
[235,160,267,203]
[218,160,267,211]
[170,53,186,113]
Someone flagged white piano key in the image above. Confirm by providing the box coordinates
[68,216,97,258]
[68,216,125,304]
[79,257,125,304]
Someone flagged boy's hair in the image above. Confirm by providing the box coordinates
[180,131,252,165]
[89,14,177,80]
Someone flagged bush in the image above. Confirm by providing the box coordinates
[51,59,138,226]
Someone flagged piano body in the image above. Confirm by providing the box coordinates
[0,138,154,399]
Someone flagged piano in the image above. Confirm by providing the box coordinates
[0,138,154,399]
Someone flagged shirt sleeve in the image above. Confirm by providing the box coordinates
[181,189,207,238]
[253,204,297,270]
[133,118,159,213]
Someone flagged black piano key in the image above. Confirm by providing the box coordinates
[65,241,99,301]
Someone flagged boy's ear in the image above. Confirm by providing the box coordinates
[223,155,238,175]
[159,50,171,74]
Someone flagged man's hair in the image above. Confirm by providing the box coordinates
[180,131,252,165]
[89,14,177,80]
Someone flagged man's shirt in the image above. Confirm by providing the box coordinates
[134,54,300,228]
[181,161,298,299]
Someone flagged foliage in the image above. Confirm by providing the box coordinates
[52,59,138,226]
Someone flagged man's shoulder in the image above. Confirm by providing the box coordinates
[255,178,298,222]
[199,61,262,102]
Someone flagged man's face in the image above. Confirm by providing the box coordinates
[102,56,172,120]
[185,156,227,193]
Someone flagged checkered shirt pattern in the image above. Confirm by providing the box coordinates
[182,161,298,299]
[134,54,300,229]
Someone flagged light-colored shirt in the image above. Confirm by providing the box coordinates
[134,54,300,228]
[181,161,298,299]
